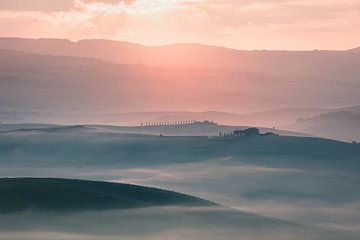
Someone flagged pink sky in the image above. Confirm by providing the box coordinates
[0,0,359,50]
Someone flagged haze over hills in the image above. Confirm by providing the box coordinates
[1,38,360,101]
[1,45,358,142]
[1,0,359,239]
[1,48,281,113]
[1,47,360,115]
[136,108,331,128]
[0,107,330,128]
[1,37,360,73]
[284,106,360,142]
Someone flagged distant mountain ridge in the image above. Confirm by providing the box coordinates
[1,37,360,76]
[1,48,359,115]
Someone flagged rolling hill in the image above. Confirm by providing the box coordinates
[0,126,359,233]
[284,105,360,142]
[123,108,330,127]
[1,38,360,114]
[1,125,356,168]
[0,178,213,213]
[0,123,309,138]
[0,178,358,240]
[1,37,360,76]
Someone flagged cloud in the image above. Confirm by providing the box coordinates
[0,0,135,12]
[0,0,359,49]
[0,0,75,12]
[83,0,135,4]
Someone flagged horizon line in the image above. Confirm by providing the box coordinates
[0,36,358,52]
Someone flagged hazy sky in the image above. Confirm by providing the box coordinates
[0,0,359,50]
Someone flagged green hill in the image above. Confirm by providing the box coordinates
[0,178,213,213]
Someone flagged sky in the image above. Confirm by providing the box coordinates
[0,0,359,50]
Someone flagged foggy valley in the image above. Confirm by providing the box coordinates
[1,1,360,238]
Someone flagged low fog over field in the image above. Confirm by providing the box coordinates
[0,178,358,240]
[0,125,359,238]
[1,43,360,119]
[1,2,359,239]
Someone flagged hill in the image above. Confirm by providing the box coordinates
[87,124,308,137]
[119,108,330,127]
[1,48,360,117]
[0,178,358,240]
[284,106,360,142]
[0,178,213,213]
[0,107,330,128]
[0,123,309,138]
[1,38,360,76]
[0,126,359,171]
[0,128,360,237]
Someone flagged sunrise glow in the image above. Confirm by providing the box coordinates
[81,0,179,14]
[0,0,359,50]
[1,1,360,240]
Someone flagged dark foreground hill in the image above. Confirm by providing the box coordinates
[0,178,358,240]
[0,178,213,212]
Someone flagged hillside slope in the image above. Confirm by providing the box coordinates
[0,178,213,213]
[0,178,358,240]
[285,107,360,142]
[1,126,359,168]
